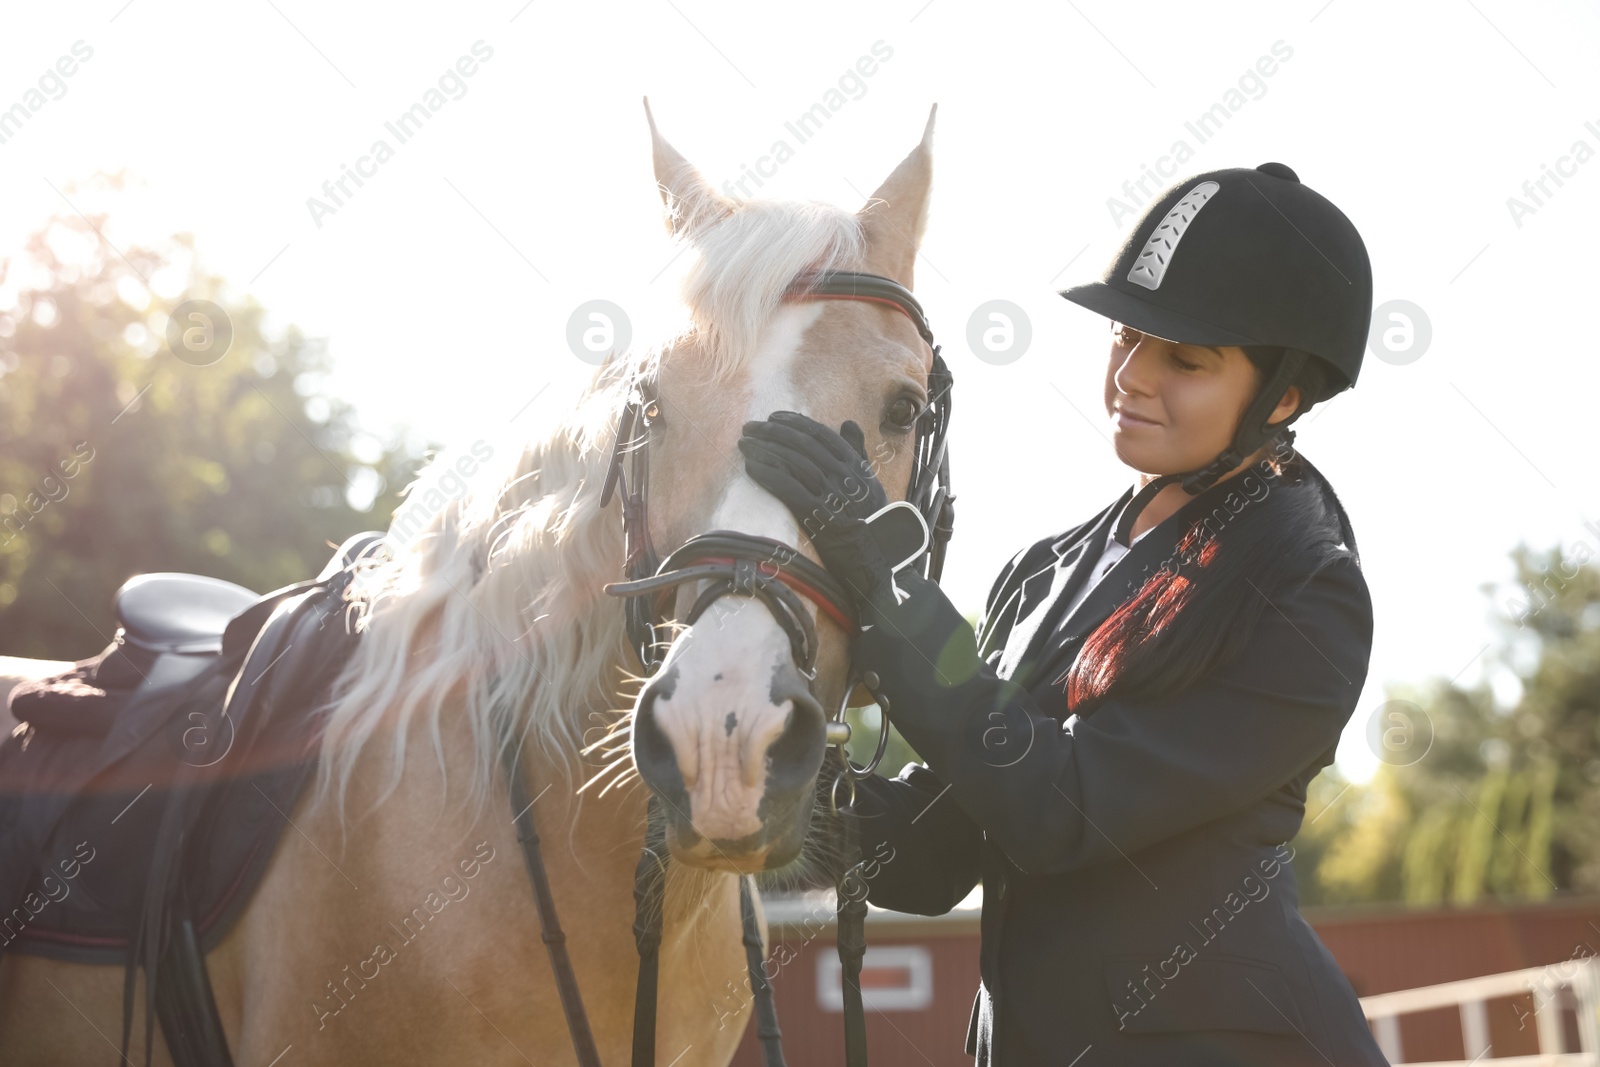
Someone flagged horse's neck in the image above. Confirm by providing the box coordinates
[253,685,748,1063]
[509,683,756,1052]
[512,698,744,944]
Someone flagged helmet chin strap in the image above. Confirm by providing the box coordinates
[1113,349,1308,548]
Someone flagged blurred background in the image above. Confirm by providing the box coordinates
[3,1,1599,1061]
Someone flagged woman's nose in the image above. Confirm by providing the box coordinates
[1113,338,1160,395]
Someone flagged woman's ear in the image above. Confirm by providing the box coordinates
[1267,385,1302,426]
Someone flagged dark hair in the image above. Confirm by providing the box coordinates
[1061,446,1354,716]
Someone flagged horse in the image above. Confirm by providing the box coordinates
[0,101,944,1065]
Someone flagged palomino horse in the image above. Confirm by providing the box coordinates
[0,102,944,1065]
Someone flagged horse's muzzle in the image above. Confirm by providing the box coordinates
[632,659,827,871]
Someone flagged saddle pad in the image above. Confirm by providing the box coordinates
[0,655,321,964]
[0,581,357,966]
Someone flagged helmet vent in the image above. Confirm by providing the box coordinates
[1126,180,1219,291]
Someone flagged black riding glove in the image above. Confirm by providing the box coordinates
[738,411,915,619]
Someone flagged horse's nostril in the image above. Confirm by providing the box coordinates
[633,674,693,789]
[758,681,827,797]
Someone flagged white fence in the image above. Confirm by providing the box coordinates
[1360,957,1600,1065]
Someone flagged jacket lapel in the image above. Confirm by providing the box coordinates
[1026,538,1165,692]
[996,489,1132,681]
[1024,472,1269,691]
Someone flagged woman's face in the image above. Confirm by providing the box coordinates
[1102,321,1296,476]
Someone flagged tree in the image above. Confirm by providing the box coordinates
[1296,543,1600,906]
[0,187,426,659]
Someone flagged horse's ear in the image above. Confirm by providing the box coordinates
[857,105,936,288]
[644,97,731,239]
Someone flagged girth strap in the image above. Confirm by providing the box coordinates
[152,910,232,1065]
[501,739,602,1067]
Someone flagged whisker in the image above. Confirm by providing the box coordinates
[577,757,636,795]
[598,768,641,799]
[579,726,633,756]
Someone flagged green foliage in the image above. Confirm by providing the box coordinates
[0,204,425,658]
[1293,766,1402,905]
[844,702,923,781]
[1299,543,1600,906]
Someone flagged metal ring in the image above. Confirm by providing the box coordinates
[829,769,856,816]
[827,673,892,780]
[847,704,892,780]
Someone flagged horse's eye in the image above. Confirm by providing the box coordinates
[883,396,921,433]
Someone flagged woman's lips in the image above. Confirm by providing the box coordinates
[1115,410,1160,427]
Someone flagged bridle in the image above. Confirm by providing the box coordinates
[599,270,954,677]
[501,270,955,1067]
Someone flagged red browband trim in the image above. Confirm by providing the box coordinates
[649,555,858,634]
[783,291,931,349]
[765,568,858,633]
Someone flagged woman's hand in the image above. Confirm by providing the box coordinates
[737,410,897,615]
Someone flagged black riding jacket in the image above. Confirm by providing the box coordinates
[849,460,1390,1066]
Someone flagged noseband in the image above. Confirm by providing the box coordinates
[504,271,955,1067]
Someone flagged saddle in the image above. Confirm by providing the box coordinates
[0,531,386,1066]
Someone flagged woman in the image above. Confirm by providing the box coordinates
[739,162,1389,1065]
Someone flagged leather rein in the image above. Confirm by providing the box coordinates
[501,270,955,1067]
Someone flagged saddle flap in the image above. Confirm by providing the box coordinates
[7,641,160,737]
[116,574,260,654]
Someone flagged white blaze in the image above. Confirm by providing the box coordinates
[705,303,823,540]
[648,303,825,846]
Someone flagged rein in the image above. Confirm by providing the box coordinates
[503,270,955,1067]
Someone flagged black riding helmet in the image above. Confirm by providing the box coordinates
[1059,161,1372,544]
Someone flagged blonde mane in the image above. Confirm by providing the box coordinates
[312,198,866,838]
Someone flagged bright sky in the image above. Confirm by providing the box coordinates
[4,0,1598,782]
